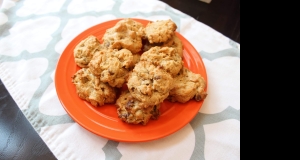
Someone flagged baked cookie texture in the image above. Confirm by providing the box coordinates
[88,48,140,88]
[102,18,145,54]
[145,19,177,43]
[161,34,183,58]
[140,46,183,77]
[127,61,173,105]
[143,34,183,58]
[116,90,160,125]
[72,68,117,106]
[74,35,102,68]
[168,67,207,103]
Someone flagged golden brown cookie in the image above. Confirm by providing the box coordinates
[168,67,207,103]
[89,48,139,88]
[74,35,102,68]
[140,46,183,77]
[145,19,177,44]
[71,68,117,106]
[116,90,160,125]
[102,18,145,54]
[143,34,183,58]
[161,34,183,58]
[127,61,173,105]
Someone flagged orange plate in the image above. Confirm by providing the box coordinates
[55,18,207,142]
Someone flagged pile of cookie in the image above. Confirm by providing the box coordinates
[71,18,207,125]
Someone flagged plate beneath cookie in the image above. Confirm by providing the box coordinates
[55,18,207,142]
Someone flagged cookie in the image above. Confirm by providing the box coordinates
[145,19,177,43]
[74,35,102,68]
[89,48,139,88]
[140,46,183,77]
[71,68,117,106]
[102,18,144,54]
[143,34,183,58]
[167,67,207,103]
[116,90,160,125]
[161,34,183,58]
[127,61,173,105]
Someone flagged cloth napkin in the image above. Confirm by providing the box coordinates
[0,0,240,159]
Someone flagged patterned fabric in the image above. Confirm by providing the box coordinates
[0,0,240,159]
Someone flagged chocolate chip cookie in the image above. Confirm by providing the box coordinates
[140,46,183,77]
[74,35,102,68]
[127,61,173,105]
[168,67,207,103]
[116,90,160,125]
[145,19,177,44]
[89,48,140,88]
[72,68,117,106]
[102,18,145,54]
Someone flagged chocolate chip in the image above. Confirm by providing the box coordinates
[195,94,202,101]
[109,70,114,75]
[131,87,135,92]
[126,100,134,109]
[121,113,128,118]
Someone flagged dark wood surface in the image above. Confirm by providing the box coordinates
[0,79,57,160]
[0,0,240,159]
[161,0,240,43]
